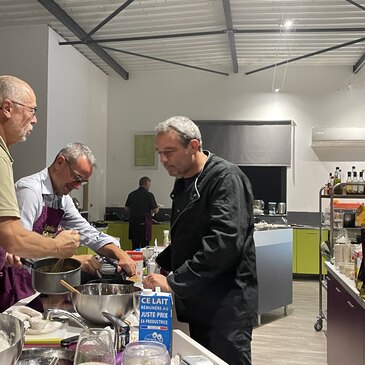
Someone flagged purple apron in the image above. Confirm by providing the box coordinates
[0,206,64,312]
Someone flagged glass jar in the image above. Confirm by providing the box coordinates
[122,341,170,365]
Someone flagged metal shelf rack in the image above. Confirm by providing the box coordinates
[314,182,365,332]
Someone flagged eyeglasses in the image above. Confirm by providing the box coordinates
[9,99,37,116]
[64,157,89,184]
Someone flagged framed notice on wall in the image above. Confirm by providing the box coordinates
[134,133,157,168]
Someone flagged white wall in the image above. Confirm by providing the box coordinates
[47,28,109,221]
[0,25,109,221]
[0,25,49,179]
[107,65,365,213]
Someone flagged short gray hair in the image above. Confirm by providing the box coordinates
[0,75,32,104]
[55,142,96,166]
[155,116,202,148]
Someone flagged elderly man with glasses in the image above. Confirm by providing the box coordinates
[0,75,80,309]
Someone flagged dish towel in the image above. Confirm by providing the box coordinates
[10,306,62,335]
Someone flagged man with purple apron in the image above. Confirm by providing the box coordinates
[125,177,159,250]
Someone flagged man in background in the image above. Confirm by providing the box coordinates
[0,75,79,267]
[125,176,159,249]
[143,116,258,365]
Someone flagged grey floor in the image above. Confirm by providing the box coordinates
[252,280,327,365]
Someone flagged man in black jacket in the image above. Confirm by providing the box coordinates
[125,176,159,250]
[143,116,258,365]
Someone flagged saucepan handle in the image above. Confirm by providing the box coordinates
[20,258,35,269]
[60,335,79,347]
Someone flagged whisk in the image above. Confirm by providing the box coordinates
[51,258,65,273]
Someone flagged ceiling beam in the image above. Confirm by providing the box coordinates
[101,46,229,76]
[344,0,365,12]
[60,30,225,45]
[222,0,238,73]
[59,27,365,46]
[246,35,365,75]
[37,0,129,80]
[353,53,365,74]
[84,0,134,40]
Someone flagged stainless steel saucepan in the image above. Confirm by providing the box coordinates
[21,257,81,295]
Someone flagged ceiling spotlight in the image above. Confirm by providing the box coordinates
[283,19,293,29]
[274,88,280,93]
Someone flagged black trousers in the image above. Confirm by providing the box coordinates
[189,322,253,365]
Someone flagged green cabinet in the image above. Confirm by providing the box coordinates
[106,222,170,250]
[107,222,132,250]
[293,228,328,275]
[152,223,170,245]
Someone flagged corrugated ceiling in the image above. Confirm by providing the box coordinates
[1,0,365,79]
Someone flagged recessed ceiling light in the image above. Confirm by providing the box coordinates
[274,88,280,93]
[283,19,293,29]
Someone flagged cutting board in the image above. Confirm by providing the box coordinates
[25,321,80,345]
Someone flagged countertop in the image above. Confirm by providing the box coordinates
[325,262,365,310]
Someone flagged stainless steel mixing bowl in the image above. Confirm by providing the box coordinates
[71,283,141,325]
[0,313,25,365]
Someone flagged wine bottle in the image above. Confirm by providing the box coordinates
[353,171,358,195]
[346,171,352,195]
[358,171,364,195]
[334,166,342,194]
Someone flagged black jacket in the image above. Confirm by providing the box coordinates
[156,152,258,328]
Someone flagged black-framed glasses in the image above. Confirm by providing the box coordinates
[10,99,37,116]
[64,157,89,184]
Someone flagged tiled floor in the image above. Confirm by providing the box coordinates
[252,280,327,365]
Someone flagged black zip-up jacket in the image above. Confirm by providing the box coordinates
[156,151,258,328]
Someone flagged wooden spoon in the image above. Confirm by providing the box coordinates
[59,279,81,294]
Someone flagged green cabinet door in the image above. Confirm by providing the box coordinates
[107,222,170,250]
[151,223,170,245]
[107,222,132,250]
[295,229,328,275]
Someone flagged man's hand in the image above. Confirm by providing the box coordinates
[116,251,137,277]
[4,253,23,268]
[97,244,137,277]
[54,230,80,258]
[142,273,173,293]
[73,254,100,274]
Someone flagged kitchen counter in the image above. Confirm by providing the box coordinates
[325,262,365,309]
[8,292,228,364]
[325,261,365,365]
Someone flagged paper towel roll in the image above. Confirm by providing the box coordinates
[343,243,352,263]
[334,244,344,267]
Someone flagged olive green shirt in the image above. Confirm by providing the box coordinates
[0,136,20,218]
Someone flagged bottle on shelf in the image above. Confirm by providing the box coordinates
[346,171,353,195]
[359,171,365,195]
[352,171,359,195]
[325,173,334,195]
[333,166,342,194]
